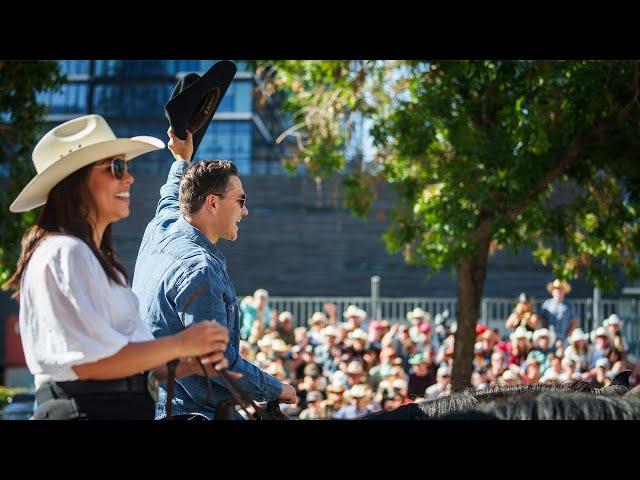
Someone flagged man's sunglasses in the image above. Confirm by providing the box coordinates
[211,192,247,209]
[103,157,131,180]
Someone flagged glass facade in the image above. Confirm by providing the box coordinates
[37,60,283,175]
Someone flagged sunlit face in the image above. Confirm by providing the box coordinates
[208,175,248,241]
[87,155,133,226]
[552,287,565,302]
[537,336,550,350]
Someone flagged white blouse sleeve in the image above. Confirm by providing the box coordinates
[27,238,132,380]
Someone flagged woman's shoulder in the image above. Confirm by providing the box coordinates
[32,234,98,270]
[39,233,93,253]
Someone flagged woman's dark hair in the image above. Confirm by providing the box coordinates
[2,162,128,299]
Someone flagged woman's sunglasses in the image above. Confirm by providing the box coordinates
[103,157,131,179]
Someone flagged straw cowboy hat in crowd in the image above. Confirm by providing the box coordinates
[10,114,164,213]
[546,279,572,295]
[406,307,429,322]
[532,328,556,346]
[343,305,367,320]
[509,326,532,343]
[590,326,611,344]
[568,328,589,344]
[309,312,328,326]
[603,313,623,328]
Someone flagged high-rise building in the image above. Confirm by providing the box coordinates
[36,60,287,175]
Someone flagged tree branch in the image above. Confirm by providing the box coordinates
[504,146,581,221]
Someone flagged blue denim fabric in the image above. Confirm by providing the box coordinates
[132,160,282,420]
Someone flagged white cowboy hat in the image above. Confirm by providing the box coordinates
[348,329,369,342]
[271,339,291,353]
[309,312,328,326]
[347,384,368,399]
[322,325,339,337]
[590,326,611,343]
[603,314,623,327]
[10,114,164,213]
[347,361,364,375]
[546,279,572,295]
[406,307,429,321]
[532,328,556,346]
[509,326,532,343]
[568,328,589,344]
[343,305,367,320]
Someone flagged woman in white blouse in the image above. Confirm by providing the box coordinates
[2,115,232,420]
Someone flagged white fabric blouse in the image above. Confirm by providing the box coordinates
[19,234,154,389]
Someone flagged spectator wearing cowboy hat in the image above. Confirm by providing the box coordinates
[275,311,296,346]
[325,383,347,415]
[590,326,612,368]
[334,384,374,419]
[499,369,520,386]
[407,307,431,343]
[307,312,328,347]
[2,114,232,420]
[564,328,593,372]
[346,360,367,386]
[521,353,542,384]
[532,328,556,374]
[505,292,540,332]
[507,326,533,369]
[541,279,579,338]
[341,305,369,333]
[603,314,628,354]
[314,325,339,370]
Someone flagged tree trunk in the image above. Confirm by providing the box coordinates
[451,218,493,392]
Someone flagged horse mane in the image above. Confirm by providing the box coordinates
[362,370,632,420]
[447,392,640,420]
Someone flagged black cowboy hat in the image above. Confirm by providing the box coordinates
[165,60,237,159]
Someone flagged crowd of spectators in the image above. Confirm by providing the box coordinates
[238,280,639,419]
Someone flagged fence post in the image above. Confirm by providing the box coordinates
[593,287,601,330]
[371,276,380,321]
[481,299,488,326]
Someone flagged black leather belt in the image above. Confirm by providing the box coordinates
[36,373,149,404]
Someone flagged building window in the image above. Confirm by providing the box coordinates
[93,84,174,118]
[37,83,88,114]
[198,121,252,174]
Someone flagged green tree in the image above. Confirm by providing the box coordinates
[258,60,640,389]
[0,60,64,285]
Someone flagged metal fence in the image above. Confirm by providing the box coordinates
[267,295,640,354]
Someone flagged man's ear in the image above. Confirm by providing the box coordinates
[205,193,217,212]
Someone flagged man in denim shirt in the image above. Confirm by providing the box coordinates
[132,129,296,419]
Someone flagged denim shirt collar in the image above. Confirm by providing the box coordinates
[174,216,227,266]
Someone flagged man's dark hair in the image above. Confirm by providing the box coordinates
[179,160,239,216]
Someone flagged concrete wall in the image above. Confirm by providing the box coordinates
[112,168,598,299]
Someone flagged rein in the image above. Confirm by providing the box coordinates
[165,284,286,420]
